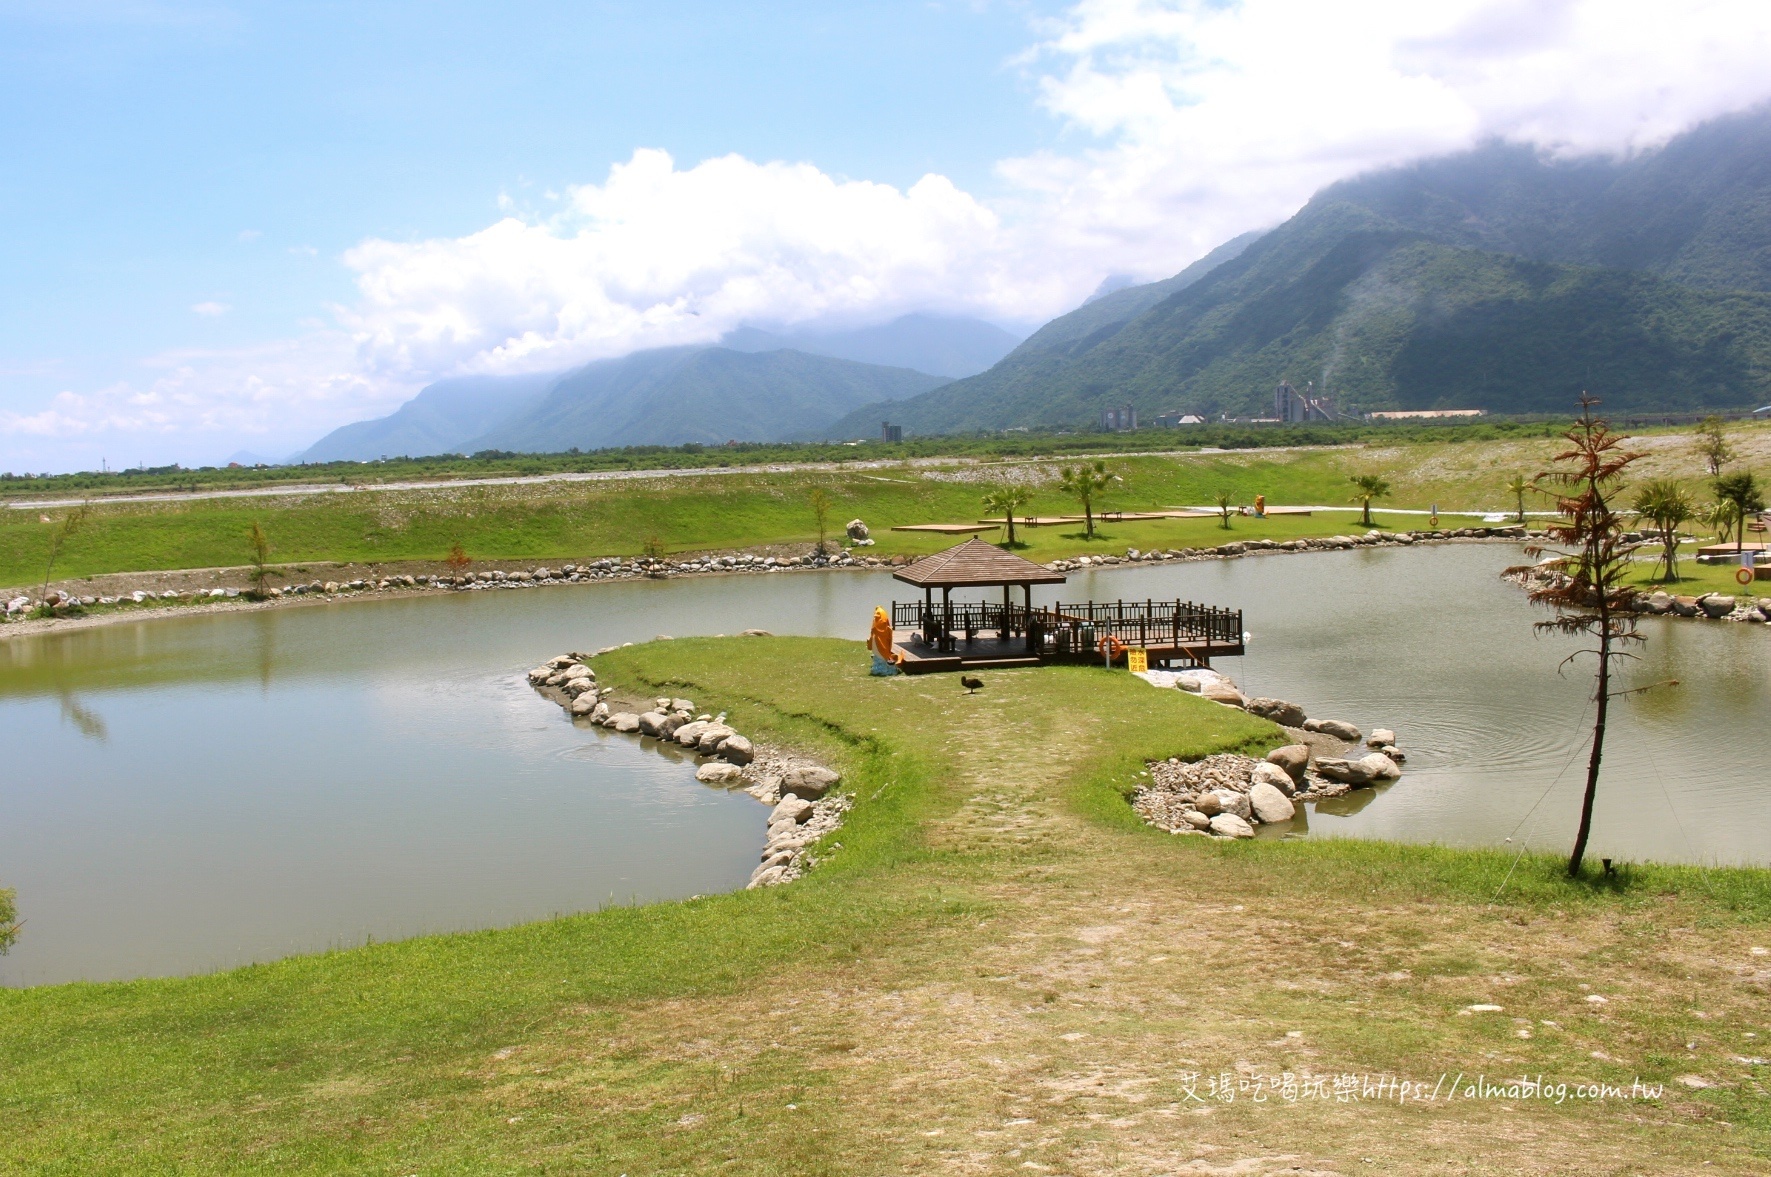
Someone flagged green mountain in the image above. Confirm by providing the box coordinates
[465,346,947,452]
[298,374,555,462]
[834,107,1771,435]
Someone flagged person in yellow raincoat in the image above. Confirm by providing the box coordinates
[868,606,904,676]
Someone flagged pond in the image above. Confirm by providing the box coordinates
[3,543,1767,986]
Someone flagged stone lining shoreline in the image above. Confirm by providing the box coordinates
[3,523,1532,634]
[1133,667,1405,839]
[1504,564,1771,625]
[525,650,848,890]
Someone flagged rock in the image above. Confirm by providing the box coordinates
[1379,744,1405,763]
[1367,728,1396,748]
[741,629,773,637]
[1194,792,1223,816]
[1246,697,1307,727]
[747,865,788,889]
[1671,595,1700,617]
[1208,812,1255,838]
[1209,789,1251,820]
[611,712,641,733]
[770,797,815,825]
[1248,781,1296,824]
[526,665,552,683]
[782,765,840,800]
[589,701,611,724]
[1265,744,1310,781]
[674,720,710,746]
[1303,718,1361,742]
[1360,752,1402,780]
[1249,761,1297,795]
[1181,810,1212,830]
[1201,683,1246,708]
[1315,757,1374,785]
[637,711,670,737]
[670,698,694,713]
[563,664,592,680]
[845,518,870,541]
[1699,593,1737,618]
[696,725,737,755]
[564,677,596,696]
[696,761,745,785]
[569,694,598,716]
[719,734,755,764]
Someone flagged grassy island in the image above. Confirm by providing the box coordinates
[4,637,1771,1172]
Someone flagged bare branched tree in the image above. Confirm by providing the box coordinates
[1526,396,1646,878]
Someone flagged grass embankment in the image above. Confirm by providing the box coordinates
[0,433,1687,587]
[4,638,1769,1173]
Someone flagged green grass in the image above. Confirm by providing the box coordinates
[4,637,1770,1173]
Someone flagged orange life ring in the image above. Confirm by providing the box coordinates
[1736,566,1755,586]
[1096,634,1125,659]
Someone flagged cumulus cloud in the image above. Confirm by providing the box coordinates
[13,0,1771,468]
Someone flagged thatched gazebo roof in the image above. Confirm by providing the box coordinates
[891,537,1068,589]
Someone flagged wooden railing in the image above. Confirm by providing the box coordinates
[891,599,1242,657]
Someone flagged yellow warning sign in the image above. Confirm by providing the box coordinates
[1126,648,1148,673]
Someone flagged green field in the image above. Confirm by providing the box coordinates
[3,637,1768,1173]
[10,423,1769,589]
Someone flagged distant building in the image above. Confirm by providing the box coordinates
[1154,410,1205,427]
[1366,409,1485,420]
[1275,380,1336,422]
[881,422,903,442]
[1099,404,1138,431]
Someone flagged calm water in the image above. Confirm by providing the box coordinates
[3,545,1768,986]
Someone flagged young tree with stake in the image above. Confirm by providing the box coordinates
[981,485,1033,547]
[1505,473,1530,524]
[39,502,92,603]
[1713,471,1765,557]
[1631,479,1692,582]
[1058,462,1117,539]
[1348,474,1390,527]
[1526,396,1646,878]
[808,487,833,553]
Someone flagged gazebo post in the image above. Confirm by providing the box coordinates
[942,586,952,651]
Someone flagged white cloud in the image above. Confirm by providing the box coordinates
[13,0,1771,469]
[191,301,231,317]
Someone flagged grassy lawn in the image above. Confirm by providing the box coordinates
[4,636,1769,1173]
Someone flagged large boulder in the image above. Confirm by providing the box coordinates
[1265,744,1311,782]
[1645,591,1673,614]
[1699,593,1736,618]
[718,734,755,765]
[1181,810,1212,830]
[781,765,840,800]
[675,720,711,747]
[526,665,553,684]
[845,518,870,541]
[1360,753,1402,780]
[1208,813,1255,838]
[697,725,738,755]
[696,761,745,785]
[569,694,598,716]
[1250,761,1297,796]
[1303,718,1361,743]
[611,712,642,733]
[1248,781,1296,824]
[1245,697,1308,727]
[1208,789,1251,820]
[637,711,670,737]
[1367,728,1396,748]
[1201,683,1247,708]
[589,701,611,724]
[770,796,815,825]
[1671,595,1700,617]
[1315,757,1375,785]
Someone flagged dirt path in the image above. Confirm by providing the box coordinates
[482,671,1766,1174]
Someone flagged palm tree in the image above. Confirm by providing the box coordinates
[1348,474,1391,528]
[1504,473,1530,524]
[1211,490,1235,530]
[1714,470,1765,556]
[1701,498,1739,544]
[1631,479,1693,582]
[981,485,1034,547]
[1058,462,1117,539]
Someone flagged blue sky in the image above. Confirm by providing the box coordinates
[6,0,1771,471]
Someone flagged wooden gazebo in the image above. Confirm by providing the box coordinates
[887,537,1244,674]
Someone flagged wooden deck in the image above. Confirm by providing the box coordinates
[889,598,1244,674]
